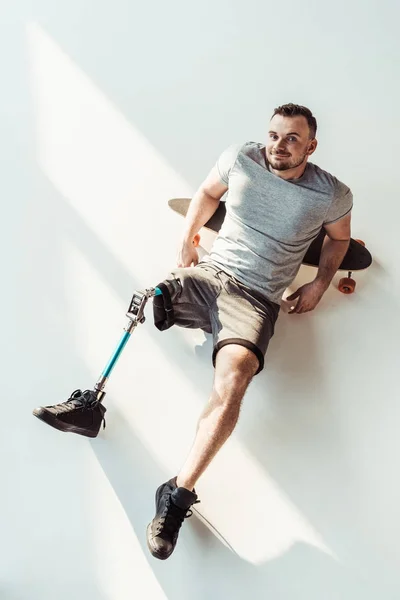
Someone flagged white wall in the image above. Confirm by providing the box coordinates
[2,1,399,598]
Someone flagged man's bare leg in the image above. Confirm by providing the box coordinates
[146,344,260,560]
[176,344,259,491]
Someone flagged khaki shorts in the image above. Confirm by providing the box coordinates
[154,262,280,374]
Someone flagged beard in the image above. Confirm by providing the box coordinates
[268,151,308,171]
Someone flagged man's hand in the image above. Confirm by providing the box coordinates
[177,238,199,268]
[286,279,328,314]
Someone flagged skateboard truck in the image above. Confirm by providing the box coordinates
[93,286,163,398]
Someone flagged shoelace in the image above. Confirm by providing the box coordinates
[56,390,106,429]
[157,497,200,537]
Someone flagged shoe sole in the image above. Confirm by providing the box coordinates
[146,523,172,560]
[32,408,99,438]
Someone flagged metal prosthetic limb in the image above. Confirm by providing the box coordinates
[93,286,162,401]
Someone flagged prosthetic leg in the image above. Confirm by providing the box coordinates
[94,286,162,402]
[32,285,171,437]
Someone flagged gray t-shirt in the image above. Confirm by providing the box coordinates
[201,142,353,304]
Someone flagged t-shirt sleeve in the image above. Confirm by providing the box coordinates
[216,144,242,185]
[324,179,353,225]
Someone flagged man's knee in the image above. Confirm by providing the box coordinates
[214,343,260,387]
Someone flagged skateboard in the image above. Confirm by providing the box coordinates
[169,197,372,294]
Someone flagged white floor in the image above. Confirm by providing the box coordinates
[2,1,400,599]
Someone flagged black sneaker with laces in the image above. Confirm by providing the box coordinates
[32,389,107,438]
[147,477,199,560]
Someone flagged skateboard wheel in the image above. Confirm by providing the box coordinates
[193,234,201,247]
[355,239,365,247]
[338,277,356,294]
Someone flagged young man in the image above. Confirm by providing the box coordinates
[33,104,353,560]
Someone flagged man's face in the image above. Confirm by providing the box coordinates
[266,114,316,171]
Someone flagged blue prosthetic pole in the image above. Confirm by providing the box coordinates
[94,286,162,398]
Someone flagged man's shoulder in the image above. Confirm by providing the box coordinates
[240,141,265,154]
[307,162,350,193]
[221,141,264,153]
[218,142,266,174]
[232,141,266,165]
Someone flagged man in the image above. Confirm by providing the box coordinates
[33,104,353,561]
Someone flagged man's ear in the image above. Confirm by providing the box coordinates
[307,138,318,156]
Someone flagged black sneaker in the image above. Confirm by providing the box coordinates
[32,389,106,438]
[147,477,199,560]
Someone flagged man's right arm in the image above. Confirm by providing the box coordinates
[180,166,228,244]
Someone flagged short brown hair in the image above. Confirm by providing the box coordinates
[271,103,317,139]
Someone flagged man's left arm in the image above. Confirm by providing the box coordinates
[287,213,351,314]
[315,213,351,288]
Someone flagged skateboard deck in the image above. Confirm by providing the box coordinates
[169,197,372,294]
